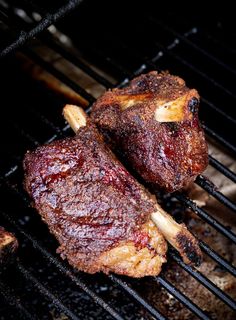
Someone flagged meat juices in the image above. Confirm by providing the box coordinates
[23,119,167,277]
[91,71,208,192]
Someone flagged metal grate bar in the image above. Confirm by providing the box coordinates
[25,104,64,137]
[209,155,236,184]
[199,240,236,277]
[155,276,211,320]
[151,39,236,101]
[203,124,236,155]
[171,252,236,311]
[22,47,95,104]
[199,241,236,277]
[175,193,236,244]
[148,17,236,76]
[109,275,167,320]
[0,0,83,58]
[16,261,84,320]
[11,122,39,147]
[201,97,236,126]
[0,279,37,320]
[11,0,131,80]
[40,33,113,88]
[196,175,236,213]
[86,45,132,79]
[0,0,112,90]
[202,31,236,55]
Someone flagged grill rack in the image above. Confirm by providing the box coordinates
[0,2,236,319]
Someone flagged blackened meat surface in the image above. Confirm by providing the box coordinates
[91,71,208,192]
[24,122,167,277]
[0,227,18,265]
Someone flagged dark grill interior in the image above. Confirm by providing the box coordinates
[0,1,236,319]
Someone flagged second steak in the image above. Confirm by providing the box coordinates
[91,71,208,192]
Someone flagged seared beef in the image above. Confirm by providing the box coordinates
[23,121,167,277]
[91,71,208,192]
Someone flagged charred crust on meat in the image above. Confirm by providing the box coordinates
[23,123,167,277]
[91,71,208,193]
[176,232,202,267]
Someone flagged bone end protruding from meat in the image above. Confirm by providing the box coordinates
[154,89,199,123]
[63,104,87,132]
[117,89,199,123]
[0,227,18,265]
[151,207,202,266]
[63,104,202,267]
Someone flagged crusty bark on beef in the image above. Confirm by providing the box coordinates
[91,71,208,192]
[23,122,167,276]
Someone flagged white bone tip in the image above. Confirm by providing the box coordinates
[63,104,87,133]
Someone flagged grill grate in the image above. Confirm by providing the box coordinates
[0,279,36,320]
[0,1,236,319]
[0,0,83,58]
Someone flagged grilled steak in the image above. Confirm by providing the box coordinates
[23,120,167,277]
[91,71,208,192]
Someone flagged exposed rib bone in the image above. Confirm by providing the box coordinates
[154,95,189,122]
[0,227,18,265]
[151,207,202,266]
[63,104,202,266]
[63,104,87,132]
